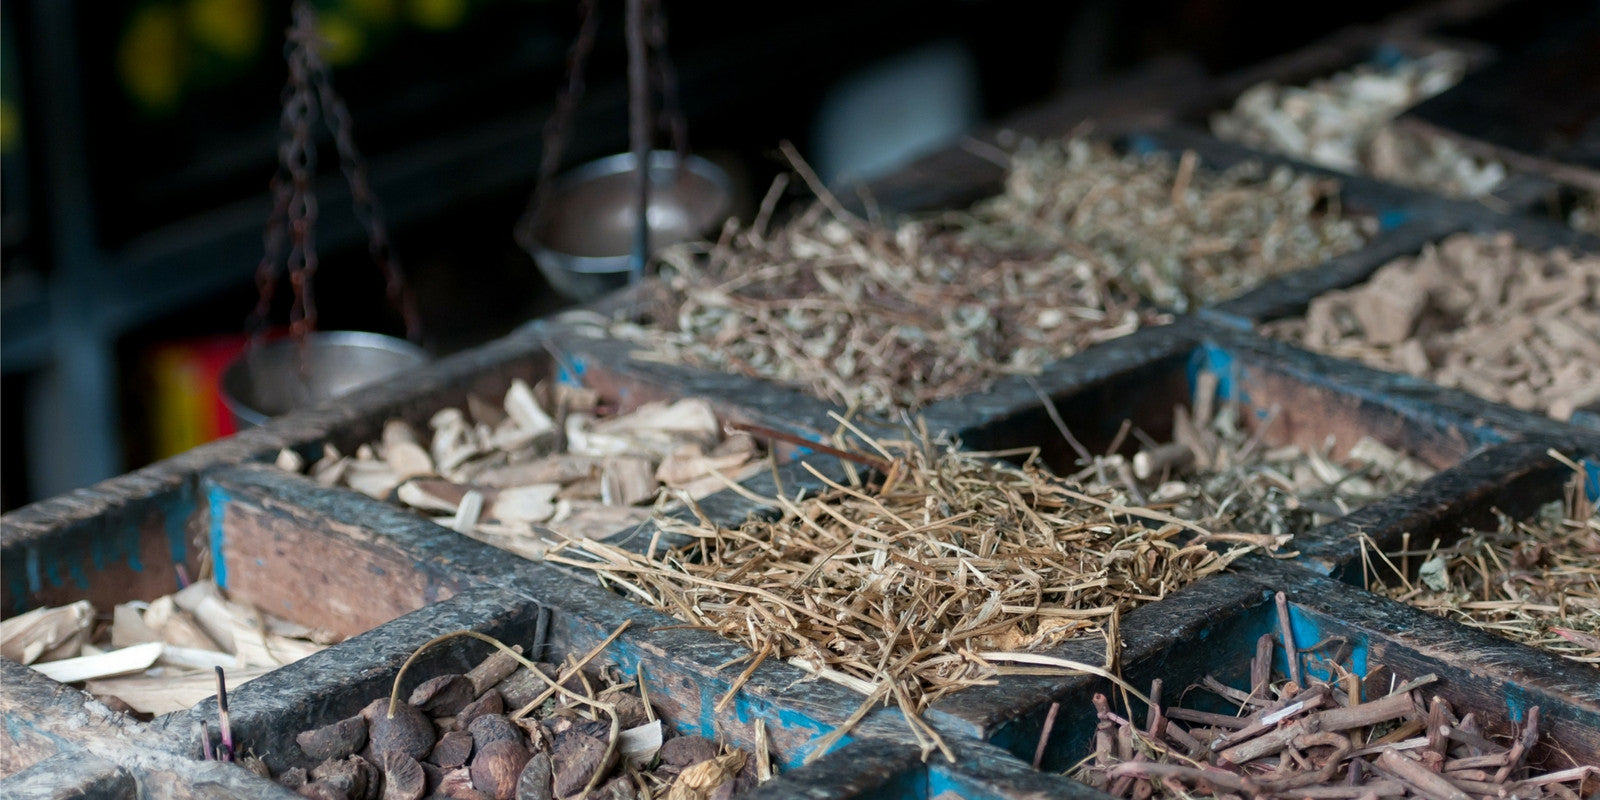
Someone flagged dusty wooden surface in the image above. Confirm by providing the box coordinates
[2,753,135,800]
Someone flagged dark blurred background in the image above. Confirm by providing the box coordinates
[1,0,1437,508]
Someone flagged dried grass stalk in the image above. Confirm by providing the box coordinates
[1210,50,1508,198]
[547,433,1266,759]
[1365,455,1600,666]
[942,137,1373,313]
[615,137,1367,412]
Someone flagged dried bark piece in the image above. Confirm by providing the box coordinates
[366,699,436,761]
[471,738,532,800]
[428,730,475,769]
[379,751,427,800]
[514,752,554,800]
[466,648,524,696]
[298,715,369,762]
[551,732,615,797]
[410,674,476,717]
[492,664,558,710]
[600,456,659,506]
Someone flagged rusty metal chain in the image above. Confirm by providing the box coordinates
[253,0,421,345]
[304,29,422,341]
[515,0,600,251]
[644,0,687,163]
[283,5,321,342]
[516,0,688,260]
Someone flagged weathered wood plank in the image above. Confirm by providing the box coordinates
[1,753,135,800]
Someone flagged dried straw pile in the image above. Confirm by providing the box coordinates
[1367,454,1600,666]
[618,137,1369,412]
[548,432,1264,758]
[943,138,1373,312]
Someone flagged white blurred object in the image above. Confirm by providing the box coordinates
[811,39,982,185]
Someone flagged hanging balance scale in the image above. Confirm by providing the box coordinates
[220,1,427,428]
[515,0,732,302]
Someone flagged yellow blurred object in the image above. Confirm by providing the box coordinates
[147,335,249,459]
[186,0,263,62]
[0,98,19,154]
[315,11,367,66]
[405,0,467,31]
[345,0,399,26]
[118,3,188,115]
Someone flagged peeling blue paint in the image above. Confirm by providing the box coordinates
[26,547,41,595]
[1125,134,1162,157]
[208,484,232,590]
[1188,344,1246,405]
[1285,605,1369,687]
[157,487,194,567]
[1372,43,1407,69]
[557,356,589,387]
[1378,208,1411,231]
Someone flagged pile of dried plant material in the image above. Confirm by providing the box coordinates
[1263,233,1600,420]
[1210,50,1508,198]
[545,426,1269,759]
[614,151,1165,413]
[270,631,764,800]
[1068,593,1599,799]
[283,379,764,559]
[1062,372,1435,543]
[944,137,1374,313]
[1364,452,1600,667]
[1,577,336,715]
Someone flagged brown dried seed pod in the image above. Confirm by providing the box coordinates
[607,693,650,730]
[471,738,532,800]
[456,689,504,728]
[428,729,475,769]
[369,700,437,761]
[551,732,614,798]
[298,715,369,762]
[658,736,720,769]
[410,674,477,717]
[467,714,522,751]
[514,752,553,800]
[379,751,426,800]
[585,776,634,800]
[296,781,348,800]
[420,761,443,794]
[310,756,375,800]
[436,767,474,799]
